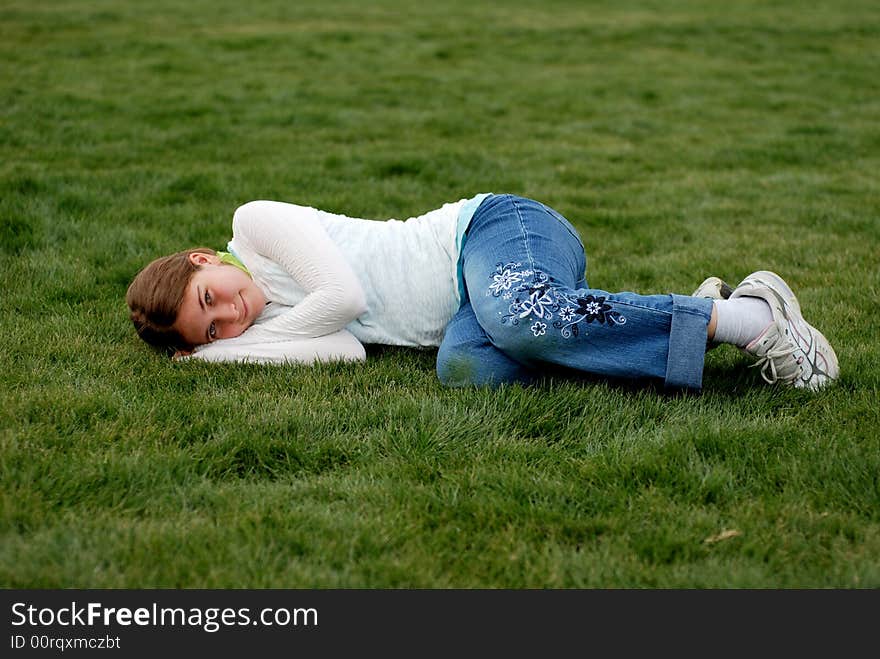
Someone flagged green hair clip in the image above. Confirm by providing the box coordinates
[216,251,250,276]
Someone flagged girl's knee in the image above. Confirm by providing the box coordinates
[436,342,482,387]
[436,359,475,387]
[436,340,531,388]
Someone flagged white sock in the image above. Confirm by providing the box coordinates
[712,297,774,348]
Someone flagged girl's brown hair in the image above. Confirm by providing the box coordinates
[126,247,216,352]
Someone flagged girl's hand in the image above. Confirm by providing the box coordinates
[172,349,193,361]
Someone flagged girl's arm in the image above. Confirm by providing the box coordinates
[229,200,368,341]
[179,328,366,365]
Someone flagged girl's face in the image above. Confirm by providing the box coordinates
[173,253,266,346]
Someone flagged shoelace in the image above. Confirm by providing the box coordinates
[750,333,799,384]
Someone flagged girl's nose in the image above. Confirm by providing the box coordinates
[216,302,239,322]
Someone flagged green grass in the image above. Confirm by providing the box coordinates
[1,0,879,587]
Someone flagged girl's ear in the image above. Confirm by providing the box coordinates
[188,252,219,266]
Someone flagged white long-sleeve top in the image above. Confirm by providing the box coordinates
[185,194,490,365]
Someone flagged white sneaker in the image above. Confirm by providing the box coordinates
[692,276,733,300]
[730,271,838,391]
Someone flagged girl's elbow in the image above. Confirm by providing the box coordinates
[349,290,368,318]
[338,281,367,319]
[324,287,366,327]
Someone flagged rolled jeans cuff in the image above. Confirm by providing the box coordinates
[664,294,714,391]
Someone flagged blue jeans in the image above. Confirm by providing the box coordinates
[436,195,714,390]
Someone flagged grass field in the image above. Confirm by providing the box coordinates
[1,0,878,588]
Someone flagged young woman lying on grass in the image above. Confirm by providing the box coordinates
[126,194,838,392]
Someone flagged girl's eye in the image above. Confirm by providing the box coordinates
[204,290,213,305]
[209,321,216,339]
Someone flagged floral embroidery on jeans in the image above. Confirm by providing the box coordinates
[488,262,529,295]
[487,262,626,338]
[554,293,626,338]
